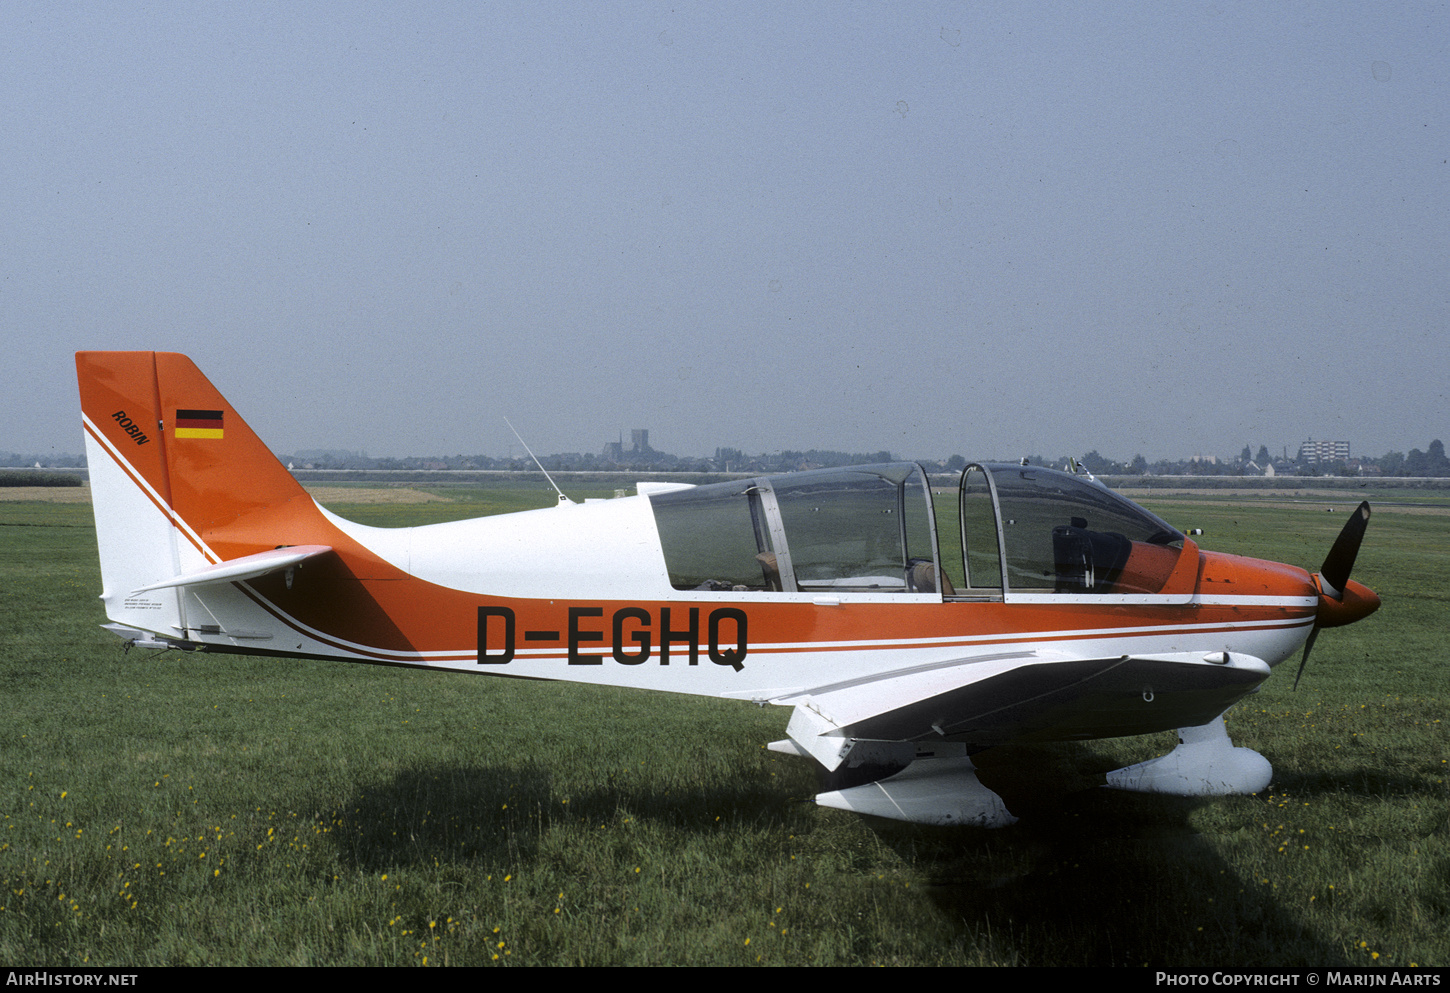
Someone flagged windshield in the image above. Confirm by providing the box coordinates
[959,465,1185,596]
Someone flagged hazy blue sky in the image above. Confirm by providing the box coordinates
[5,2,1445,463]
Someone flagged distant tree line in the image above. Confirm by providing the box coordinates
[0,451,87,469]
[6,441,1449,477]
[281,447,906,475]
[0,469,84,487]
[1043,441,1450,479]
[1374,440,1450,477]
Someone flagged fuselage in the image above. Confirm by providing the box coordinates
[128,469,1324,744]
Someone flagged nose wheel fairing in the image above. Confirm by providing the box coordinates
[1105,714,1272,796]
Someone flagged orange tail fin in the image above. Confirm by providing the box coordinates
[77,351,329,637]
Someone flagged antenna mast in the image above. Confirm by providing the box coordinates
[504,417,572,505]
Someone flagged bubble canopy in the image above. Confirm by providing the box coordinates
[648,462,1184,598]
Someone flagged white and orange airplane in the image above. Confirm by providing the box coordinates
[77,351,1380,827]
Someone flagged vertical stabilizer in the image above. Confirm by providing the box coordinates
[77,352,318,639]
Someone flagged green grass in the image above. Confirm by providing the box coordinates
[302,482,609,526]
[0,496,1444,966]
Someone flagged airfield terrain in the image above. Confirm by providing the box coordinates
[16,479,1450,513]
[1,482,1445,966]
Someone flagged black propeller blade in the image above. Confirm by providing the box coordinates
[1292,628,1319,692]
[1319,501,1371,597]
[1293,501,1372,691]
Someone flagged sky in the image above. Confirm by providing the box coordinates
[4,2,1446,464]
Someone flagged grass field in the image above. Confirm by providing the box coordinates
[0,486,1444,966]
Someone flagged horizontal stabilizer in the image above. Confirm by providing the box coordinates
[130,545,333,594]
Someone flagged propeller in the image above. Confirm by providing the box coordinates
[1293,501,1379,690]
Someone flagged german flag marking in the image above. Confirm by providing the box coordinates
[175,409,224,439]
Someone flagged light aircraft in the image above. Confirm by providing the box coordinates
[76,351,1380,827]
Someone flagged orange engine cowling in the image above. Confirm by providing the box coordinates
[1315,576,1380,629]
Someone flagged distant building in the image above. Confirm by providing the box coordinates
[603,429,652,461]
[1298,439,1350,465]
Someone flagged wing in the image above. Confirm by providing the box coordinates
[768,648,1271,826]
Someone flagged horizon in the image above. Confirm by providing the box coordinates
[9,436,1443,470]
